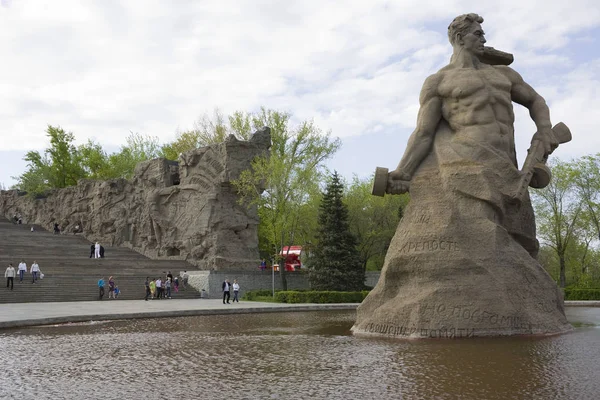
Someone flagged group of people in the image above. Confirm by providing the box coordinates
[97,276,120,300]
[144,271,182,300]
[89,242,105,258]
[46,221,82,235]
[5,260,42,290]
[96,271,192,302]
[222,278,240,304]
[94,271,243,303]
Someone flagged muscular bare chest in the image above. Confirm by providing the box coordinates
[438,67,512,103]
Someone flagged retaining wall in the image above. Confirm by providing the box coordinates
[186,270,381,298]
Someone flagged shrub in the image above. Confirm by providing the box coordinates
[243,289,278,301]
[274,290,369,304]
[564,288,600,301]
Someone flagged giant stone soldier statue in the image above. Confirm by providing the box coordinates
[352,13,572,338]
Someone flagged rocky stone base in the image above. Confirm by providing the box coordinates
[352,217,572,338]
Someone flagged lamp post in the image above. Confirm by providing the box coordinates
[271,250,276,298]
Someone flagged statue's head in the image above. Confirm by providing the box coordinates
[448,13,486,55]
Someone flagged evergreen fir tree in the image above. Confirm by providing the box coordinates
[308,171,365,291]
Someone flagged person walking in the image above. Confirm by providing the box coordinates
[17,259,27,283]
[30,261,40,283]
[144,277,151,301]
[173,276,179,293]
[98,277,105,300]
[165,277,172,299]
[94,242,101,259]
[182,271,188,289]
[149,278,156,299]
[5,263,15,290]
[232,279,240,303]
[108,276,115,299]
[155,277,163,299]
[222,279,231,304]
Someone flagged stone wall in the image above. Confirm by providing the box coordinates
[0,129,271,271]
[186,270,382,298]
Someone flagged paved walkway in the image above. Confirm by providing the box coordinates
[0,299,358,329]
[0,300,597,330]
[564,301,600,307]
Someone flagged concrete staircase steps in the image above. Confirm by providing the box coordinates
[0,217,200,303]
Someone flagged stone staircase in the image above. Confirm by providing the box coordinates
[0,217,201,303]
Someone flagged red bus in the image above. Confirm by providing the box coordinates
[273,246,302,272]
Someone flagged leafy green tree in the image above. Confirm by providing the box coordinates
[45,126,87,188]
[539,233,600,289]
[537,245,559,281]
[105,132,162,179]
[228,110,254,139]
[234,108,341,290]
[14,125,86,194]
[13,150,52,194]
[345,175,408,271]
[256,190,321,262]
[572,154,600,240]
[192,108,233,144]
[78,140,110,179]
[161,109,254,160]
[573,210,598,277]
[307,171,365,291]
[125,131,159,159]
[161,129,202,161]
[532,159,582,288]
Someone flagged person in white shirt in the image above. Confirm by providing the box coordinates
[155,278,163,299]
[30,261,40,283]
[17,260,27,283]
[94,242,101,259]
[232,280,240,303]
[182,271,189,288]
[5,263,16,290]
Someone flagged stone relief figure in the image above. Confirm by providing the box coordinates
[145,187,179,251]
[352,14,572,339]
[0,129,271,271]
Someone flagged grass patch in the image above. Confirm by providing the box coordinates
[564,288,600,301]
[570,322,597,328]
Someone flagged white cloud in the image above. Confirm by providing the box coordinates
[0,0,599,187]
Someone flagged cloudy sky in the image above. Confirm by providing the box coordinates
[0,0,599,188]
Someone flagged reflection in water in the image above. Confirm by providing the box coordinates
[0,309,599,399]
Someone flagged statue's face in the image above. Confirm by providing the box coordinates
[460,22,486,55]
